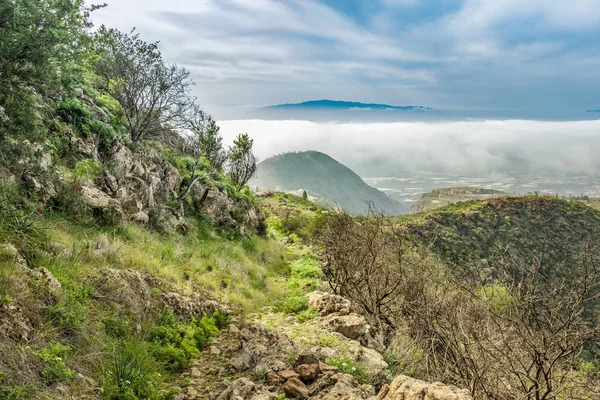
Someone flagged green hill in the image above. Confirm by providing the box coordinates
[252,151,406,215]
[410,187,506,214]
[399,196,600,275]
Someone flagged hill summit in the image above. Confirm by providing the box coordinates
[251,150,405,215]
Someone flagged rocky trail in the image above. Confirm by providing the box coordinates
[177,292,472,400]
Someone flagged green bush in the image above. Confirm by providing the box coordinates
[48,285,91,332]
[273,295,309,314]
[296,308,318,323]
[57,99,89,130]
[86,120,121,147]
[150,311,222,371]
[35,344,75,383]
[104,341,163,400]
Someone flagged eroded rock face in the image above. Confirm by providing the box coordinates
[28,267,63,304]
[230,323,297,373]
[308,291,353,316]
[0,304,32,342]
[377,375,472,400]
[90,268,228,320]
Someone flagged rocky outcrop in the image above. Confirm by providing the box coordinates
[377,375,472,400]
[309,291,385,353]
[90,268,228,319]
[0,304,32,342]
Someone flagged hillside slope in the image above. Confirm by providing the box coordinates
[400,196,600,273]
[251,151,406,215]
[410,187,505,214]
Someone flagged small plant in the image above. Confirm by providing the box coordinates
[57,99,90,130]
[296,307,318,323]
[35,344,75,383]
[325,357,370,384]
[104,341,161,400]
[72,159,101,183]
[273,295,309,314]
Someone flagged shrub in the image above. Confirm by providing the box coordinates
[35,344,75,383]
[296,308,318,323]
[104,341,162,400]
[57,99,89,130]
[273,295,309,314]
[86,120,121,147]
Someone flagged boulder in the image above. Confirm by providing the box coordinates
[324,313,369,340]
[80,185,118,209]
[377,375,472,400]
[70,136,98,161]
[312,373,375,400]
[295,363,320,382]
[283,378,309,400]
[0,243,27,270]
[308,291,353,316]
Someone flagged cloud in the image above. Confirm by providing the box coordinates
[218,119,600,176]
[91,0,600,117]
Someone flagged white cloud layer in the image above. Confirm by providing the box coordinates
[218,119,600,176]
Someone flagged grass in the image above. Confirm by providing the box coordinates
[0,211,299,398]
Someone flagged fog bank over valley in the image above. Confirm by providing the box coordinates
[219,118,600,202]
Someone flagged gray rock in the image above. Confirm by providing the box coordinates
[376,375,472,400]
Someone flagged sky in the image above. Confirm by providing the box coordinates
[92,0,600,119]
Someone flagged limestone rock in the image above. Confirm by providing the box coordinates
[28,267,63,304]
[313,373,375,400]
[377,375,472,400]
[0,304,32,342]
[324,313,369,340]
[216,377,256,400]
[0,243,27,270]
[308,291,353,316]
[295,363,320,382]
[283,378,309,400]
[70,136,98,160]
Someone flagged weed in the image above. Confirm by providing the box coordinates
[35,343,75,383]
[325,357,370,384]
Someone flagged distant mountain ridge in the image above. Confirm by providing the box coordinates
[251,150,406,215]
[266,99,433,112]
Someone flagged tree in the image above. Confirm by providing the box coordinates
[187,106,228,171]
[0,0,95,92]
[316,204,427,336]
[227,133,257,190]
[93,27,194,145]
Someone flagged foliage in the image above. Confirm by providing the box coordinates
[103,341,163,400]
[35,344,75,383]
[57,98,90,130]
[325,357,370,384]
[150,310,222,371]
[93,27,194,144]
[227,133,257,190]
[187,107,228,171]
[72,159,101,183]
[0,0,94,91]
[272,295,309,314]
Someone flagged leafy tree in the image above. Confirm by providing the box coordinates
[187,106,228,171]
[93,27,194,145]
[227,133,257,190]
[0,0,95,91]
